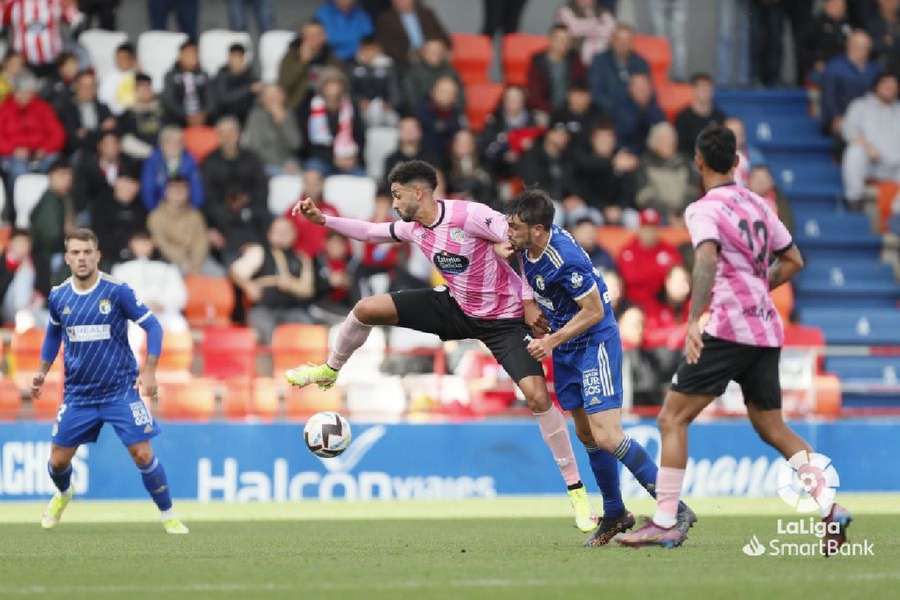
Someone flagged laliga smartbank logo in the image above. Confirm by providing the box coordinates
[741,451,874,558]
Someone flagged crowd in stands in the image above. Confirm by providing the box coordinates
[0,0,898,406]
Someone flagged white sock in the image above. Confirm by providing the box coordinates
[160,508,175,521]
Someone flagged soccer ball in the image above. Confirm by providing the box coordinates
[303,411,352,458]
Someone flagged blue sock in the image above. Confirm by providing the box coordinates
[47,462,72,493]
[585,446,625,519]
[614,437,659,498]
[139,457,173,512]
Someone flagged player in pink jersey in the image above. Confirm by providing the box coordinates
[617,125,852,552]
[286,160,598,531]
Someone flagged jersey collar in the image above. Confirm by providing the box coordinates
[423,200,446,230]
[69,272,103,296]
[525,228,553,263]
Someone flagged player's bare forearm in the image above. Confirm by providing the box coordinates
[547,289,604,348]
[37,360,53,376]
[768,244,804,290]
[688,242,719,324]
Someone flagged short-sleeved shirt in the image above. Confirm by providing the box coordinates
[684,183,793,348]
[47,273,151,404]
[520,226,618,352]
[389,199,526,320]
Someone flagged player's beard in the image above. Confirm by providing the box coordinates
[73,265,98,281]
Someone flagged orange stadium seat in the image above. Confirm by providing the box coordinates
[158,378,216,421]
[10,328,62,388]
[783,323,825,348]
[220,377,279,420]
[252,377,280,419]
[501,33,549,86]
[465,82,503,132]
[596,226,634,259]
[0,226,11,252]
[451,33,492,86]
[32,379,63,420]
[657,82,694,121]
[185,275,235,327]
[770,282,794,324]
[271,323,328,373]
[183,126,220,163]
[285,384,341,418]
[221,377,251,419]
[201,326,257,379]
[156,329,194,377]
[0,379,22,419]
[876,181,899,233]
[633,34,672,89]
[658,226,692,248]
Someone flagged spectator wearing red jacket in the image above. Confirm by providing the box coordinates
[643,264,691,349]
[615,207,682,312]
[285,169,339,257]
[0,72,66,201]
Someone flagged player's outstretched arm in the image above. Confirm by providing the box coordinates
[685,241,719,364]
[32,320,63,399]
[291,197,397,243]
[768,244,804,290]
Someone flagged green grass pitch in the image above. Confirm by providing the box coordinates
[1,494,898,599]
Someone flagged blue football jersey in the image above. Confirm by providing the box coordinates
[521,226,617,351]
[47,273,151,404]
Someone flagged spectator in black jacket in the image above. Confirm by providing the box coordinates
[611,72,665,154]
[551,83,606,153]
[58,69,116,156]
[349,36,400,127]
[673,73,725,157]
[210,43,261,124]
[382,116,437,182]
[526,24,586,119]
[92,174,147,269]
[41,52,79,112]
[866,0,900,63]
[805,0,853,80]
[573,120,638,224]
[517,119,574,203]
[161,39,210,127]
[417,75,464,167]
[202,116,270,260]
[72,131,139,216]
[478,85,537,178]
[118,73,165,161]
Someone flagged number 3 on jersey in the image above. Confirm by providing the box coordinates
[738,219,769,278]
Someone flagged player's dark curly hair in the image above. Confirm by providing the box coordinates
[387,160,438,190]
[505,189,555,230]
[696,124,737,174]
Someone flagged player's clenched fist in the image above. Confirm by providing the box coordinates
[31,372,45,399]
[291,197,326,225]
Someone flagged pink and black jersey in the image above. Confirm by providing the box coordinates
[388,199,525,320]
[684,183,793,348]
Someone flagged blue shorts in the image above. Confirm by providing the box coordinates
[51,388,161,448]
[553,332,623,414]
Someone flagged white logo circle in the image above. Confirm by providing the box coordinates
[776,450,839,513]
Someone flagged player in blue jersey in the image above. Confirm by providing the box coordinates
[504,190,696,546]
[31,228,188,534]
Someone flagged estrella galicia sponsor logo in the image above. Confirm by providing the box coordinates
[433,251,470,275]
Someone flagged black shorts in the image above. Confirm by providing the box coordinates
[390,287,544,383]
[671,334,782,410]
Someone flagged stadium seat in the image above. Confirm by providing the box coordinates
[252,377,280,419]
[596,226,634,258]
[198,29,254,76]
[770,282,794,323]
[183,126,220,163]
[794,213,882,260]
[13,174,49,229]
[323,175,377,221]
[137,30,188,92]
[365,126,399,181]
[0,226,10,251]
[221,377,280,419]
[783,323,825,348]
[633,34,672,89]
[184,275,235,327]
[78,29,128,82]
[876,181,899,233]
[800,308,900,345]
[158,378,216,421]
[9,328,61,389]
[268,173,303,216]
[740,115,831,153]
[259,30,296,84]
[501,33,548,86]
[285,384,341,418]
[156,329,194,377]
[0,379,21,420]
[201,326,257,379]
[271,323,329,373]
[346,376,407,418]
[657,226,691,248]
[657,82,694,122]
[464,82,503,132]
[450,33,492,86]
[31,379,63,420]
[795,261,898,308]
